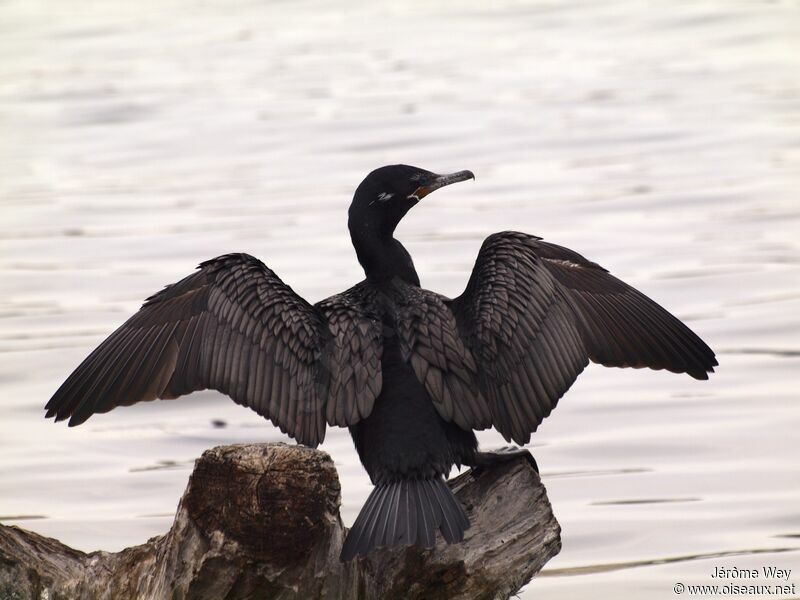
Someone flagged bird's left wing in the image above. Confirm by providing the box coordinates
[45,254,382,446]
[444,232,593,444]
[401,231,716,445]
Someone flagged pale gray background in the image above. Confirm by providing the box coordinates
[1,1,798,597]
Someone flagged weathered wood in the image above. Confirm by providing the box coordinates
[0,443,560,600]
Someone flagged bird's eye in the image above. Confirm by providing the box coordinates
[377,192,394,202]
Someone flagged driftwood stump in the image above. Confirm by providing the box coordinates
[0,443,561,599]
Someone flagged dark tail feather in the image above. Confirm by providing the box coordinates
[340,477,469,561]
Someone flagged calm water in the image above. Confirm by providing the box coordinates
[1,1,798,598]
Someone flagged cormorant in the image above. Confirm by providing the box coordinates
[45,165,717,560]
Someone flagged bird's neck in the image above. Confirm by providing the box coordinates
[350,230,420,286]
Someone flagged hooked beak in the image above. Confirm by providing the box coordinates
[410,170,475,201]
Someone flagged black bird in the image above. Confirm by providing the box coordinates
[45,165,717,560]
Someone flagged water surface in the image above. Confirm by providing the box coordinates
[1,1,798,597]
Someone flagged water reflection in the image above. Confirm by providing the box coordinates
[590,497,701,506]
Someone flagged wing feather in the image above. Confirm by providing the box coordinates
[427,231,718,444]
[390,284,492,431]
[45,254,383,446]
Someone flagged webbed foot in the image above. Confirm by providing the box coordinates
[469,446,538,476]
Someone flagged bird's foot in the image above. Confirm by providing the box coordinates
[470,446,538,476]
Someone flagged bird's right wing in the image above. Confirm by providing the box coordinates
[45,254,383,446]
[442,231,717,445]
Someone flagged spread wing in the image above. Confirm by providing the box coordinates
[407,231,717,445]
[44,254,382,447]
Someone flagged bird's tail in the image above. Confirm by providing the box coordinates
[339,477,470,561]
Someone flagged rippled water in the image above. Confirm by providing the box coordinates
[1,1,798,597]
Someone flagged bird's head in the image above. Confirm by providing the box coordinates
[348,164,474,239]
